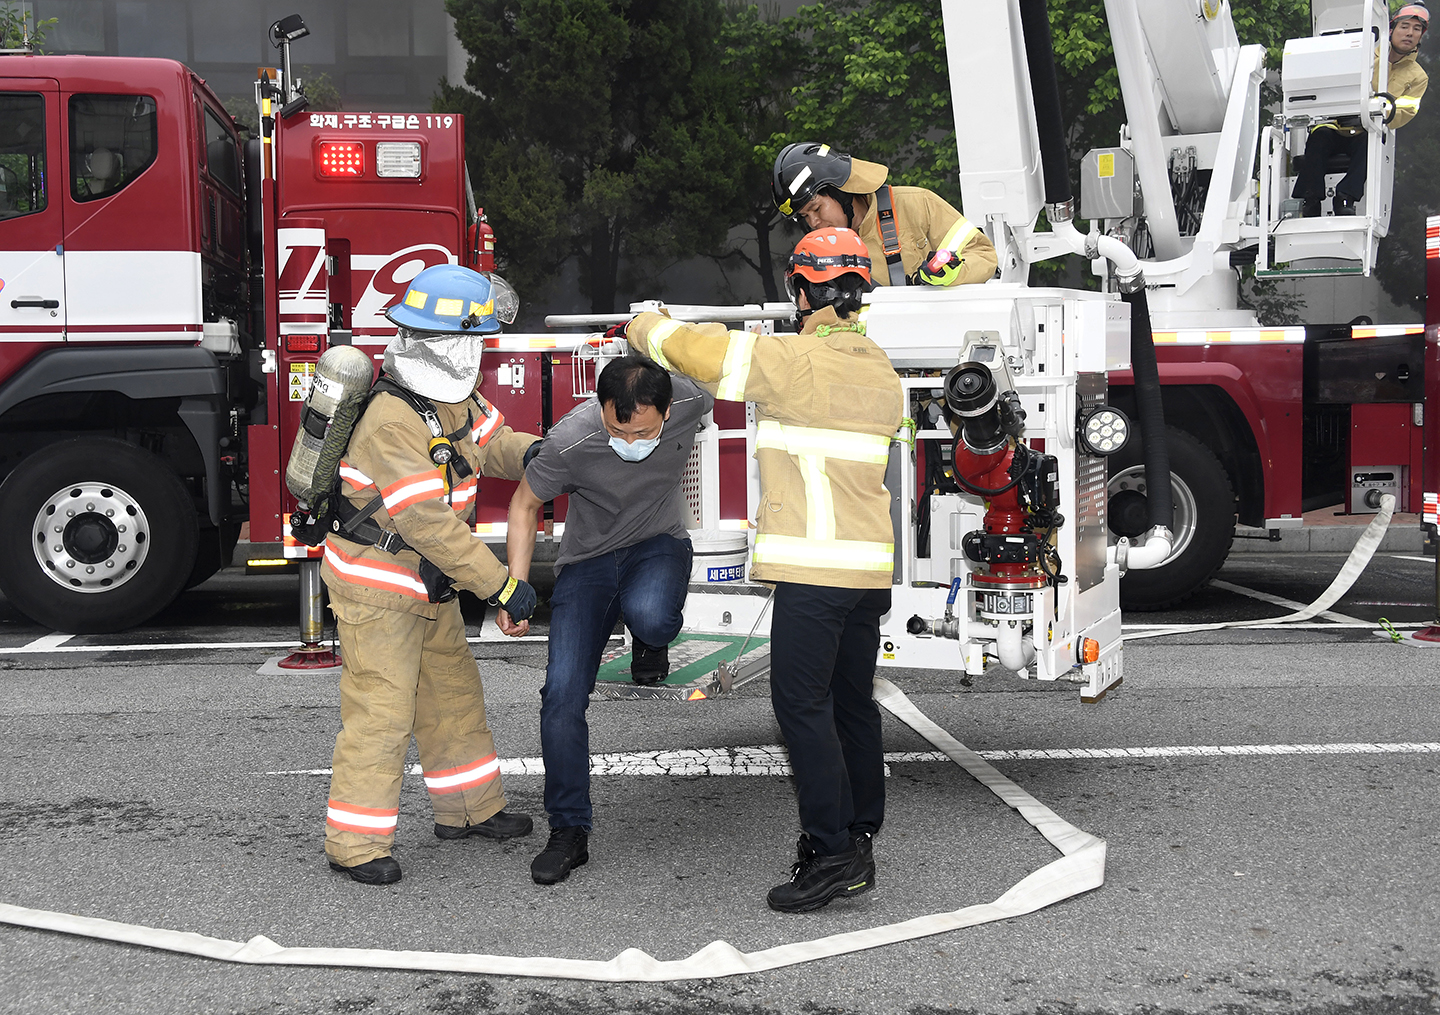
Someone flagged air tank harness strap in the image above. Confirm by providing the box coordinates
[874,185,907,287]
[330,494,457,605]
[371,377,476,485]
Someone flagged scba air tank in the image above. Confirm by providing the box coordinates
[285,344,376,506]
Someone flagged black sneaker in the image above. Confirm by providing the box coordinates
[328,856,402,885]
[531,826,589,885]
[767,846,875,913]
[630,638,670,685]
[434,809,533,840]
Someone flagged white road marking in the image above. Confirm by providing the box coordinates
[264,740,1440,779]
[1122,621,1423,631]
[1391,555,1436,564]
[1210,580,1369,625]
[20,633,73,651]
[0,633,619,656]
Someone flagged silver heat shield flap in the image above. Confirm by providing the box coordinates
[382,327,487,403]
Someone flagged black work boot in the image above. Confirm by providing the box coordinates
[630,637,670,685]
[531,826,589,885]
[1301,197,1322,218]
[329,855,402,885]
[767,843,875,913]
[1333,195,1357,216]
[434,809,533,840]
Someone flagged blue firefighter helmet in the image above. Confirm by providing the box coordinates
[385,264,503,334]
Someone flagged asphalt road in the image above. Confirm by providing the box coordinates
[0,551,1437,1015]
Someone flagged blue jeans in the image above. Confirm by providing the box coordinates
[540,533,692,830]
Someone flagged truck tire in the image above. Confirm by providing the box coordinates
[1107,426,1235,611]
[0,438,200,633]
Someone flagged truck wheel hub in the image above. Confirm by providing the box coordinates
[1107,466,1199,559]
[32,483,150,593]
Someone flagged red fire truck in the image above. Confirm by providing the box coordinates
[0,19,594,635]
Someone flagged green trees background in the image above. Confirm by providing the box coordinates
[437,0,1432,318]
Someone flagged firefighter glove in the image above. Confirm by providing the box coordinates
[916,249,962,286]
[491,576,537,622]
[604,321,631,340]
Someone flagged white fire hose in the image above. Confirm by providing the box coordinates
[0,680,1104,981]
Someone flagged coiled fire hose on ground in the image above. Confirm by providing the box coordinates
[0,681,1104,981]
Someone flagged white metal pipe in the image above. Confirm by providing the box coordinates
[996,619,1036,673]
[1048,217,1144,287]
[1108,525,1175,571]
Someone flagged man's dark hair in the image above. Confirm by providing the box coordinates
[817,184,856,226]
[796,274,868,320]
[597,354,673,422]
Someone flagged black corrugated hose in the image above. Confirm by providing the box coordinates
[1017,0,1174,535]
[1120,284,1174,528]
[1016,0,1072,206]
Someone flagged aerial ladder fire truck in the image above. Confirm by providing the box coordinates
[547,0,1438,701]
[0,0,1434,686]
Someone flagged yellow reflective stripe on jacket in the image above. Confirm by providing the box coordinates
[1397,96,1422,113]
[642,317,683,369]
[800,456,836,540]
[753,533,894,570]
[716,331,757,401]
[939,215,980,254]
[755,421,891,463]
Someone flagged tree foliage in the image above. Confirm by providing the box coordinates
[438,0,745,313]
[783,0,956,202]
[705,2,803,302]
[1,4,57,51]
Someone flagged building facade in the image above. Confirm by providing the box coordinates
[29,0,469,113]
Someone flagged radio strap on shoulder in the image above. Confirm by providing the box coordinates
[875,185,907,287]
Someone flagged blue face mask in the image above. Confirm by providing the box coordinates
[609,435,661,462]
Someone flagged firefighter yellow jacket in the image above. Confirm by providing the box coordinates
[320,388,537,616]
[1385,51,1428,130]
[855,186,998,286]
[628,307,902,589]
[1317,49,1428,135]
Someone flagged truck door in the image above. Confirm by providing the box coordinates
[0,80,65,380]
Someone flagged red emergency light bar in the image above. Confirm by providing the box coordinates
[317,141,364,177]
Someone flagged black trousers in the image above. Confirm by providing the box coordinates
[769,581,891,856]
[1292,127,1368,201]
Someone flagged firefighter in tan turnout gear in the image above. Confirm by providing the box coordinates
[623,228,903,912]
[772,141,998,287]
[321,264,539,885]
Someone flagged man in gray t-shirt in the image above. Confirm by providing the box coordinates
[499,353,712,885]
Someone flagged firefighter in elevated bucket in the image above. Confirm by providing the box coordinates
[772,141,998,287]
[620,228,903,912]
[321,264,539,885]
[1292,1,1430,216]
